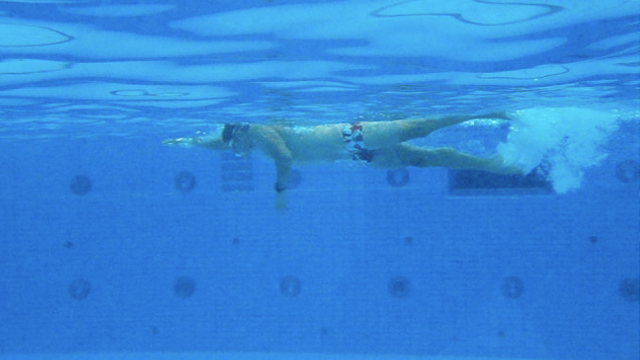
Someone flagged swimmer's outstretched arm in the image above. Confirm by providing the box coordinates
[162,135,229,150]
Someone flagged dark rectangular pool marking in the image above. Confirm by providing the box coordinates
[221,161,253,172]
[448,169,552,196]
[220,153,254,192]
[221,172,254,182]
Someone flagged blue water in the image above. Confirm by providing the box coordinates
[0,0,638,359]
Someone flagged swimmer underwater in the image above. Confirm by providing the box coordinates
[163,113,523,208]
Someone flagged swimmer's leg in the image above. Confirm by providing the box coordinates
[395,112,508,142]
[371,144,522,175]
[363,113,506,149]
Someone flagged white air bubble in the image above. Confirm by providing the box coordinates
[498,107,619,193]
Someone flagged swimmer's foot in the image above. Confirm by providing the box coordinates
[488,155,526,176]
[476,111,510,121]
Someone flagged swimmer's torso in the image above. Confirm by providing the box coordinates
[269,121,402,164]
[274,124,349,163]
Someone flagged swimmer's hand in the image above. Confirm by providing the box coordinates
[162,137,198,147]
[274,182,289,211]
[275,192,288,211]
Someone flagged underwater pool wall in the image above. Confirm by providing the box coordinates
[0,135,637,360]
